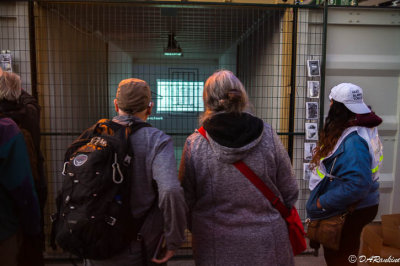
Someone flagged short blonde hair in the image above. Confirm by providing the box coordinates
[0,71,22,101]
[201,70,248,123]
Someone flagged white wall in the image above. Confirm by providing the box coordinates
[237,12,283,129]
[325,8,400,216]
[108,42,134,117]
[219,45,237,73]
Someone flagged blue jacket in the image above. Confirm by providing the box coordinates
[306,131,379,220]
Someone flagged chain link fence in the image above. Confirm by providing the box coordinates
[0,0,325,258]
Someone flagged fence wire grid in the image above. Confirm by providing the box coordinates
[0,1,325,258]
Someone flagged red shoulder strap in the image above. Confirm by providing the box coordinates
[197,126,290,218]
[233,161,290,217]
[198,126,208,140]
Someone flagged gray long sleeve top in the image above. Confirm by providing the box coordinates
[86,115,187,266]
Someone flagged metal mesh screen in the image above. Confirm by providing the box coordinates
[0,2,32,93]
[295,8,324,220]
[0,1,325,258]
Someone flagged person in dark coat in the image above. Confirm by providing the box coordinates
[0,116,41,266]
[0,68,46,266]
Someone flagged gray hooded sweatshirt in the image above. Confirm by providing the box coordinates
[179,113,298,266]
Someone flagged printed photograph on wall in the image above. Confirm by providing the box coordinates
[305,122,318,140]
[0,52,12,72]
[307,59,320,77]
[304,142,316,161]
[306,102,319,120]
[307,81,320,98]
[303,163,312,181]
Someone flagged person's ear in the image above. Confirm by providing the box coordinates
[146,102,153,116]
[114,99,119,113]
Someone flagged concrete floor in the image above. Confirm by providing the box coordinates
[44,249,326,266]
[167,253,326,266]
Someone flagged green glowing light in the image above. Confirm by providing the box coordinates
[164,52,182,56]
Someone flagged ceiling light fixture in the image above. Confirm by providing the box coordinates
[164,33,182,56]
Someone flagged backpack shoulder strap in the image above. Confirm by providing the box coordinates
[123,121,151,158]
[100,119,151,137]
[128,121,151,135]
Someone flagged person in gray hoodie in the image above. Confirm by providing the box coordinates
[179,70,299,266]
[85,78,187,266]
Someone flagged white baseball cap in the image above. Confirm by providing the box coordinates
[329,83,371,114]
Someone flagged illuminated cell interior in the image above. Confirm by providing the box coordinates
[157,80,204,113]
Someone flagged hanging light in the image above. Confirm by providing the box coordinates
[164,33,182,56]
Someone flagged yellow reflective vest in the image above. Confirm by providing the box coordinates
[309,126,383,191]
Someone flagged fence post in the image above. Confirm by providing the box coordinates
[288,6,298,161]
[28,0,38,100]
[319,2,328,130]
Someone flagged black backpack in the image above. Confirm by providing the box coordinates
[50,119,150,260]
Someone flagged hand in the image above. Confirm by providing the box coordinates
[151,250,175,264]
[317,198,322,209]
